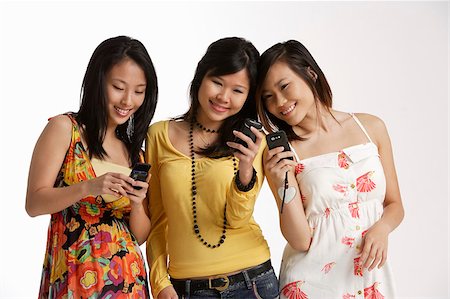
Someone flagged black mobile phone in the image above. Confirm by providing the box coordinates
[235,118,263,147]
[129,163,151,190]
[266,131,293,160]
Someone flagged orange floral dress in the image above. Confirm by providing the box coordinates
[38,114,150,298]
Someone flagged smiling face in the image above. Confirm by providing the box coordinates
[196,68,250,127]
[260,61,316,127]
[105,58,147,127]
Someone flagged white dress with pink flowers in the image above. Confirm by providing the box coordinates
[279,114,395,299]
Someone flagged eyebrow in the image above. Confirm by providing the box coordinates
[111,78,146,87]
[214,75,249,90]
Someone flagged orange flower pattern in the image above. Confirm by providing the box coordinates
[38,114,149,298]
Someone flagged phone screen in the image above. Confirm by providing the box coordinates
[129,163,151,189]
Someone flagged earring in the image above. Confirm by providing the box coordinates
[126,114,134,141]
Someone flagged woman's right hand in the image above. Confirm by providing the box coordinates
[87,172,136,199]
[157,286,178,299]
[263,146,297,186]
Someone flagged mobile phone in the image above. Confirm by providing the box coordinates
[129,163,151,190]
[266,131,293,160]
[235,118,263,147]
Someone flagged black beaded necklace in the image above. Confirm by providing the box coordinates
[195,120,219,133]
[189,120,237,248]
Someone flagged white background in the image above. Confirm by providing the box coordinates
[0,1,448,298]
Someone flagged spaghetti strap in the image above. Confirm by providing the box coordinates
[350,113,373,143]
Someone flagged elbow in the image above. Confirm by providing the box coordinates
[289,239,311,252]
[226,216,250,229]
[25,198,40,217]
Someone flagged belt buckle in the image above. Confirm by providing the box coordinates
[208,275,229,292]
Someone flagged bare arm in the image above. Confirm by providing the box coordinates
[357,114,404,270]
[264,146,311,251]
[25,115,146,219]
[128,178,151,245]
[26,115,89,216]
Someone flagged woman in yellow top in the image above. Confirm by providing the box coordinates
[146,37,278,299]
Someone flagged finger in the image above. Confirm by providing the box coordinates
[368,248,381,271]
[233,130,253,146]
[116,173,136,185]
[274,151,296,162]
[132,181,148,191]
[378,249,387,269]
[250,126,264,147]
[359,241,371,266]
[363,247,376,269]
[227,141,254,157]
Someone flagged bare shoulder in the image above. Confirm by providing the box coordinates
[354,113,390,146]
[47,114,73,131]
[354,113,387,132]
[42,114,73,141]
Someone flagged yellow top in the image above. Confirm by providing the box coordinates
[90,158,131,203]
[145,120,270,298]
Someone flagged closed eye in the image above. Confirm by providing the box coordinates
[262,94,272,101]
[281,83,289,90]
[113,85,124,91]
[212,80,222,86]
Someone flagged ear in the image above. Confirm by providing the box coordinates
[307,66,318,82]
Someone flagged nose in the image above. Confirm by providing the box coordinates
[216,89,230,103]
[120,90,133,106]
[275,93,287,107]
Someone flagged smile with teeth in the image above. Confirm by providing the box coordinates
[209,100,228,113]
[281,104,296,115]
[115,106,132,116]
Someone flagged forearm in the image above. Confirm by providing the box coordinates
[377,201,404,233]
[129,202,151,245]
[26,182,90,217]
[277,173,311,251]
[280,201,311,251]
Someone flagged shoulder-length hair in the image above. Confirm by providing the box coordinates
[256,40,332,141]
[182,36,259,157]
[76,35,158,165]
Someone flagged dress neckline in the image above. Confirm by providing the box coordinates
[294,142,376,163]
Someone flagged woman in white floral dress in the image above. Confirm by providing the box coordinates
[256,40,404,299]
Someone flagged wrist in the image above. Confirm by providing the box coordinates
[235,168,257,192]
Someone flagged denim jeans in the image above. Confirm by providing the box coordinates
[172,267,279,299]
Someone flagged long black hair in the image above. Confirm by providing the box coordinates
[256,40,333,141]
[76,35,158,165]
[182,37,259,157]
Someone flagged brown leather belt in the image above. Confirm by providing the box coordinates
[171,260,272,292]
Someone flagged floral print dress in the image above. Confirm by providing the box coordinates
[279,114,395,299]
[38,114,150,298]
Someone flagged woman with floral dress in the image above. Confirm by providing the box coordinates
[25,36,158,298]
[256,40,404,298]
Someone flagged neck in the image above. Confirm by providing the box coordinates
[294,105,332,137]
[195,113,222,132]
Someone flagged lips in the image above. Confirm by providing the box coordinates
[209,100,229,113]
[281,103,296,116]
[114,106,132,117]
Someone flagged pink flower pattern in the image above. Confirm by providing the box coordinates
[280,118,393,298]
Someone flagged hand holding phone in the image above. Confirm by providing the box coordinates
[266,130,293,160]
[129,163,151,190]
[235,118,263,148]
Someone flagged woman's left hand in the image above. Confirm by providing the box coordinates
[226,126,264,185]
[125,174,151,207]
[359,221,390,271]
